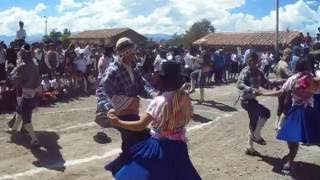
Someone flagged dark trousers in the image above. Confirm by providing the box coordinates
[214,67,223,83]
[116,114,150,153]
[241,99,270,132]
[18,96,39,124]
[191,69,207,88]
[0,63,6,81]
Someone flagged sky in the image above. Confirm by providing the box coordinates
[0,0,319,36]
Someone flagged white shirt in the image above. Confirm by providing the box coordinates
[184,53,200,70]
[74,57,88,73]
[16,29,26,40]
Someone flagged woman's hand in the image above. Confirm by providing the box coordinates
[108,113,120,126]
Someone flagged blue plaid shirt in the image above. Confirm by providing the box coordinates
[96,58,155,113]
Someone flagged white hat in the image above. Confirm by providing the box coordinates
[115,37,134,52]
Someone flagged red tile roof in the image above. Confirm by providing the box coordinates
[69,28,131,39]
[194,31,301,46]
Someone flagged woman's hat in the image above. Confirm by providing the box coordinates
[154,60,182,77]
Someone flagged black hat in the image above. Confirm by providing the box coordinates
[155,60,182,77]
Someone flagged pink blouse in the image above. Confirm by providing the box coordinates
[146,90,193,142]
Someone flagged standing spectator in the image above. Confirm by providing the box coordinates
[275,48,293,130]
[230,51,239,81]
[6,42,18,68]
[65,43,77,86]
[16,21,27,48]
[45,43,59,79]
[213,49,225,84]
[97,46,113,86]
[290,45,301,73]
[74,49,88,93]
[0,42,6,81]
[16,21,26,41]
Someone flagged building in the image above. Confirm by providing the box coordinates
[193,31,301,52]
[69,27,147,46]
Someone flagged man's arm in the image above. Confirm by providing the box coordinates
[96,69,116,113]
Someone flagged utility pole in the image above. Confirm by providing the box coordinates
[44,16,48,36]
[275,0,279,61]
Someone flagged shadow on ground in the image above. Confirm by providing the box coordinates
[259,154,320,180]
[195,100,238,112]
[10,131,66,172]
[192,114,213,123]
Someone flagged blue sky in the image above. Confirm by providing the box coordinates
[0,0,319,36]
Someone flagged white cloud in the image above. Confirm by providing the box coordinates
[34,3,47,13]
[58,0,82,12]
[0,0,319,38]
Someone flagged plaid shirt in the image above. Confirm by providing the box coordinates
[96,58,156,113]
[237,66,274,100]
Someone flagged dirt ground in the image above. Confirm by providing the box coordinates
[0,83,319,180]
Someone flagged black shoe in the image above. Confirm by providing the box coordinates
[94,132,111,144]
[251,137,267,145]
[245,149,261,156]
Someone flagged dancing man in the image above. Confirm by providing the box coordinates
[96,37,156,172]
[9,44,41,146]
[237,52,280,156]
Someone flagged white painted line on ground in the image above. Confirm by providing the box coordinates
[0,111,239,179]
[4,107,96,120]
[0,149,121,180]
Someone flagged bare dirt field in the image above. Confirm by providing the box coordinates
[0,83,319,180]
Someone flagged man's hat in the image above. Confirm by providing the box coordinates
[115,37,134,52]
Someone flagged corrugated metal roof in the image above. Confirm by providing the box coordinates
[194,31,301,46]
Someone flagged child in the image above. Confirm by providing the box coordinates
[108,60,201,180]
[261,58,320,171]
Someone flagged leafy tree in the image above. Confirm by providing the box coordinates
[166,18,215,47]
[185,19,215,45]
[42,28,71,47]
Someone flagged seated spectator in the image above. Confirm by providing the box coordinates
[40,74,56,105]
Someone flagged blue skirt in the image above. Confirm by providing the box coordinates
[112,137,201,180]
[277,105,320,144]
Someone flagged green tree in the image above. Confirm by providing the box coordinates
[166,18,215,47]
[185,19,215,46]
[61,28,71,47]
[42,28,71,47]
